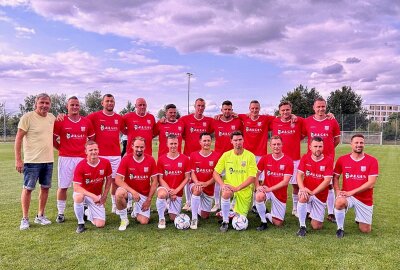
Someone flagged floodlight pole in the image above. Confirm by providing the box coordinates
[187,72,193,115]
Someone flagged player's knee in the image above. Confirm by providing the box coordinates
[200,211,210,219]
[95,220,105,228]
[137,216,149,225]
[292,185,299,193]
[334,197,347,209]
[298,196,308,203]
[115,189,126,199]
[73,193,84,202]
[311,221,323,230]
[255,192,265,202]
[221,191,232,200]
[157,189,168,199]
[359,224,371,233]
[191,188,201,196]
[169,213,177,221]
[273,219,284,227]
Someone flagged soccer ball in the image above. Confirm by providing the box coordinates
[174,213,191,230]
[232,215,248,231]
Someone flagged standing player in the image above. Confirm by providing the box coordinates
[154,104,184,158]
[303,97,340,222]
[53,96,95,223]
[156,135,191,229]
[15,93,56,230]
[189,132,221,229]
[210,100,242,212]
[123,98,156,156]
[271,101,304,217]
[87,94,125,214]
[72,141,112,233]
[213,131,257,232]
[255,136,293,230]
[296,136,333,237]
[333,134,379,238]
[180,98,213,210]
[114,137,158,231]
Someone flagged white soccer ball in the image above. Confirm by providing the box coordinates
[232,215,248,231]
[174,213,191,230]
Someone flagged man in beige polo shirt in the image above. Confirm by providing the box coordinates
[15,93,56,230]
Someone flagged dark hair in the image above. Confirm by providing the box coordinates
[165,104,176,110]
[167,134,178,140]
[195,98,205,104]
[102,94,114,100]
[222,100,232,106]
[199,132,212,140]
[270,135,282,141]
[250,100,260,105]
[351,134,365,141]
[311,136,324,143]
[278,100,292,109]
[314,97,326,104]
[230,130,243,139]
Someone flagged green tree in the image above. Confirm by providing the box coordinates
[84,90,103,114]
[156,104,181,120]
[383,113,400,141]
[280,85,321,117]
[49,93,68,115]
[327,86,369,131]
[119,101,135,115]
[18,95,36,116]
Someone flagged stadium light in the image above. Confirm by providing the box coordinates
[187,73,193,115]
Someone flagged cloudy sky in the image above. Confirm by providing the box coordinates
[0,0,399,116]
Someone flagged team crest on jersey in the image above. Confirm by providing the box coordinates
[241,161,246,167]
[257,122,262,126]
[320,166,325,172]
[81,126,86,132]
[231,125,236,130]
[324,126,329,131]
[178,162,182,168]
[129,174,134,179]
[305,170,311,176]
[203,122,207,127]
[144,167,149,172]
[178,127,182,131]
[100,124,105,131]
[361,166,366,172]
[147,120,151,124]
[66,133,71,139]
[85,178,90,184]
[115,120,118,124]
[209,161,214,166]
[280,165,285,170]
[99,170,104,175]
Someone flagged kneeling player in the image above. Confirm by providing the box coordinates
[333,134,379,238]
[296,136,333,237]
[255,136,293,230]
[156,135,190,229]
[213,131,257,232]
[189,132,221,229]
[114,137,158,231]
[72,141,112,233]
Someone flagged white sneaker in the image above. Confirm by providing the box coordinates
[20,218,30,230]
[211,204,220,212]
[34,215,52,225]
[158,219,166,229]
[111,204,116,214]
[118,219,129,231]
[190,219,198,230]
[292,209,299,218]
[182,203,191,211]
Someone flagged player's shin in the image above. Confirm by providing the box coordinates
[74,202,85,224]
[221,198,231,223]
[297,202,307,227]
[156,198,167,221]
[327,189,335,215]
[256,201,267,223]
[334,208,346,230]
[116,208,128,220]
[191,195,200,219]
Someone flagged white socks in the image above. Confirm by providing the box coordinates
[292,194,298,211]
[297,202,307,227]
[116,208,128,220]
[156,198,167,221]
[256,201,267,223]
[191,195,200,220]
[74,202,84,224]
[327,189,335,215]
[57,200,66,215]
[214,183,221,206]
[334,208,346,230]
[221,198,231,223]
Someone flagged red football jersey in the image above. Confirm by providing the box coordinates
[123,112,156,156]
[54,116,95,157]
[239,114,274,156]
[303,116,340,158]
[334,154,379,206]
[257,154,294,203]
[189,151,221,196]
[157,154,190,197]
[73,157,112,196]
[212,118,243,153]
[87,111,124,156]
[180,114,214,155]
[116,153,157,196]
[271,117,304,161]
[298,153,334,202]
[154,120,184,158]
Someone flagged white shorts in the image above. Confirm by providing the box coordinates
[346,196,373,225]
[100,156,121,178]
[307,195,326,223]
[256,156,265,181]
[189,183,213,213]
[58,156,84,189]
[116,187,151,218]
[289,160,300,185]
[157,186,182,215]
[262,191,286,221]
[73,192,106,222]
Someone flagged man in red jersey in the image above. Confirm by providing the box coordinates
[189,132,221,229]
[210,100,242,212]
[179,98,213,211]
[123,98,156,156]
[303,97,340,223]
[333,134,379,238]
[154,104,184,158]
[255,136,293,230]
[87,94,126,214]
[53,96,95,223]
[156,134,191,229]
[72,141,112,233]
[296,136,333,237]
[114,137,158,231]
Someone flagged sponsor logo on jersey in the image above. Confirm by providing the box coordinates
[134,124,152,131]
[267,170,284,177]
[190,127,207,133]
[218,131,232,137]
[100,124,118,131]
[310,132,329,138]
[229,167,246,174]
[85,178,90,184]
[165,131,181,137]
[345,172,367,180]
[129,173,134,180]
[195,167,213,173]
[66,133,86,139]
[278,129,295,135]
[164,170,183,176]
[245,127,262,133]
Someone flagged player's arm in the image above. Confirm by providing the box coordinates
[142,174,159,211]
[99,175,112,205]
[114,174,141,202]
[158,175,171,190]
[170,172,190,196]
[73,183,100,203]
[233,176,256,192]
[53,134,60,150]
[213,170,224,187]
[311,176,332,196]
[333,174,341,193]
[297,170,311,200]
[14,128,27,173]
[266,174,291,193]
[344,175,378,197]
[334,136,340,148]
[190,170,200,185]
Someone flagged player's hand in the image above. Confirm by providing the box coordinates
[193,183,203,193]
[299,188,310,201]
[56,113,65,122]
[327,112,336,120]
[168,189,178,196]
[93,194,101,204]
[214,114,222,120]
[338,190,352,197]
[132,191,140,202]
[159,117,167,124]
[221,184,234,193]
[141,198,151,211]
[170,194,177,201]
[290,114,298,123]
[256,185,267,193]
[15,160,24,173]
[99,194,107,205]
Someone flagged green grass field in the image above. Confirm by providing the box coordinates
[0,142,399,269]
